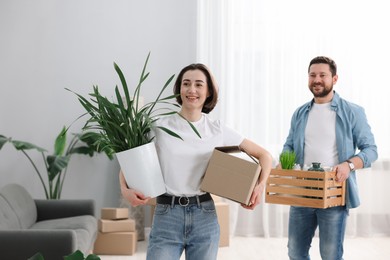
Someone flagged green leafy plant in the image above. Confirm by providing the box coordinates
[66,52,200,158]
[0,127,112,199]
[279,150,297,170]
[28,250,100,260]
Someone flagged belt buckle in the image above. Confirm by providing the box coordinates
[178,196,190,206]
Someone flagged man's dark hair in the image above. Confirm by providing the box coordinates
[308,56,337,76]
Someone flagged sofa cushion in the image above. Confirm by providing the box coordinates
[30,215,97,252]
[0,195,20,230]
[0,183,37,229]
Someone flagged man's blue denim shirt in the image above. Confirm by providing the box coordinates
[283,91,378,209]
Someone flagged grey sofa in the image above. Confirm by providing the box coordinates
[0,183,97,260]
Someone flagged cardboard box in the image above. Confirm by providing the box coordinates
[211,194,223,203]
[93,231,137,255]
[201,146,261,205]
[265,169,346,208]
[215,202,229,247]
[98,218,136,233]
[147,197,157,206]
[101,208,129,220]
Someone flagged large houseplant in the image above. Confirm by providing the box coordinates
[66,52,200,197]
[0,127,112,199]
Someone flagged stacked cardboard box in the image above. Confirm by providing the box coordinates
[94,208,137,255]
[212,195,230,247]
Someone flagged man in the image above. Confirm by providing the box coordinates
[282,56,378,260]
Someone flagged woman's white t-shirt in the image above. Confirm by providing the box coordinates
[154,113,244,196]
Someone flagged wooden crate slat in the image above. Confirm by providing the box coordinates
[325,188,344,197]
[267,186,324,197]
[265,195,325,208]
[268,177,324,188]
[324,197,345,208]
[270,169,326,179]
[325,179,343,188]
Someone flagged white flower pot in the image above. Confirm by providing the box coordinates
[116,142,166,198]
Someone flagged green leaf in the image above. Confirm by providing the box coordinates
[64,249,84,260]
[77,131,114,159]
[69,146,94,156]
[54,126,67,156]
[47,155,70,181]
[85,254,101,260]
[11,140,47,152]
[114,62,131,109]
[147,73,175,115]
[0,135,10,149]
[156,126,183,140]
[27,252,44,260]
[186,121,202,139]
[78,131,101,143]
[176,112,202,138]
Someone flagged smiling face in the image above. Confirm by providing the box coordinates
[308,63,338,103]
[180,69,210,113]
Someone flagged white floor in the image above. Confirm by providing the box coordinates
[98,235,390,260]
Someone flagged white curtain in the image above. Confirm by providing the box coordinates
[197,0,390,237]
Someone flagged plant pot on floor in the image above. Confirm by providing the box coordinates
[115,142,166,198]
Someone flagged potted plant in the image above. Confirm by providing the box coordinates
[0,127,112,199]
[279,150,297,170]
[66,52,200,197]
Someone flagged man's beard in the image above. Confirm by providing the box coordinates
[310,83,333,98]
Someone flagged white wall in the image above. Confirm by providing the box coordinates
[0,0,198,216]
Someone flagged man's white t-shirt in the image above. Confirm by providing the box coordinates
[304,102,338,167]
[154,113,244,196]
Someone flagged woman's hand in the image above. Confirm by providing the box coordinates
[119,170,151,206]
[241,182,265,210]
[238,138,272,210]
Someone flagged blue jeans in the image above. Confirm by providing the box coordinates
[288,206,348,260]
[147,200,220,260]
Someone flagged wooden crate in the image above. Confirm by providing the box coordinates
[265,169,345,208]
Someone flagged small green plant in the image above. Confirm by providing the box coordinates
[279,150,297,169]
[28,250,100,260]
[0,127,112,199]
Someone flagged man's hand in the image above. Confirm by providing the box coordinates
[334,162,350,183]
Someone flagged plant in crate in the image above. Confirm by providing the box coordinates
[66,52,200,198]
[0,127,112,199]
[279,150,297,170]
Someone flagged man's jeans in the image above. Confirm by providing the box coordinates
[147,200,220,260]
[288,206,348,260]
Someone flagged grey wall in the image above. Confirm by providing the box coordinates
[0,0,197,217]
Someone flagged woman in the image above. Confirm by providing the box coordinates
[120,63,273,260]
